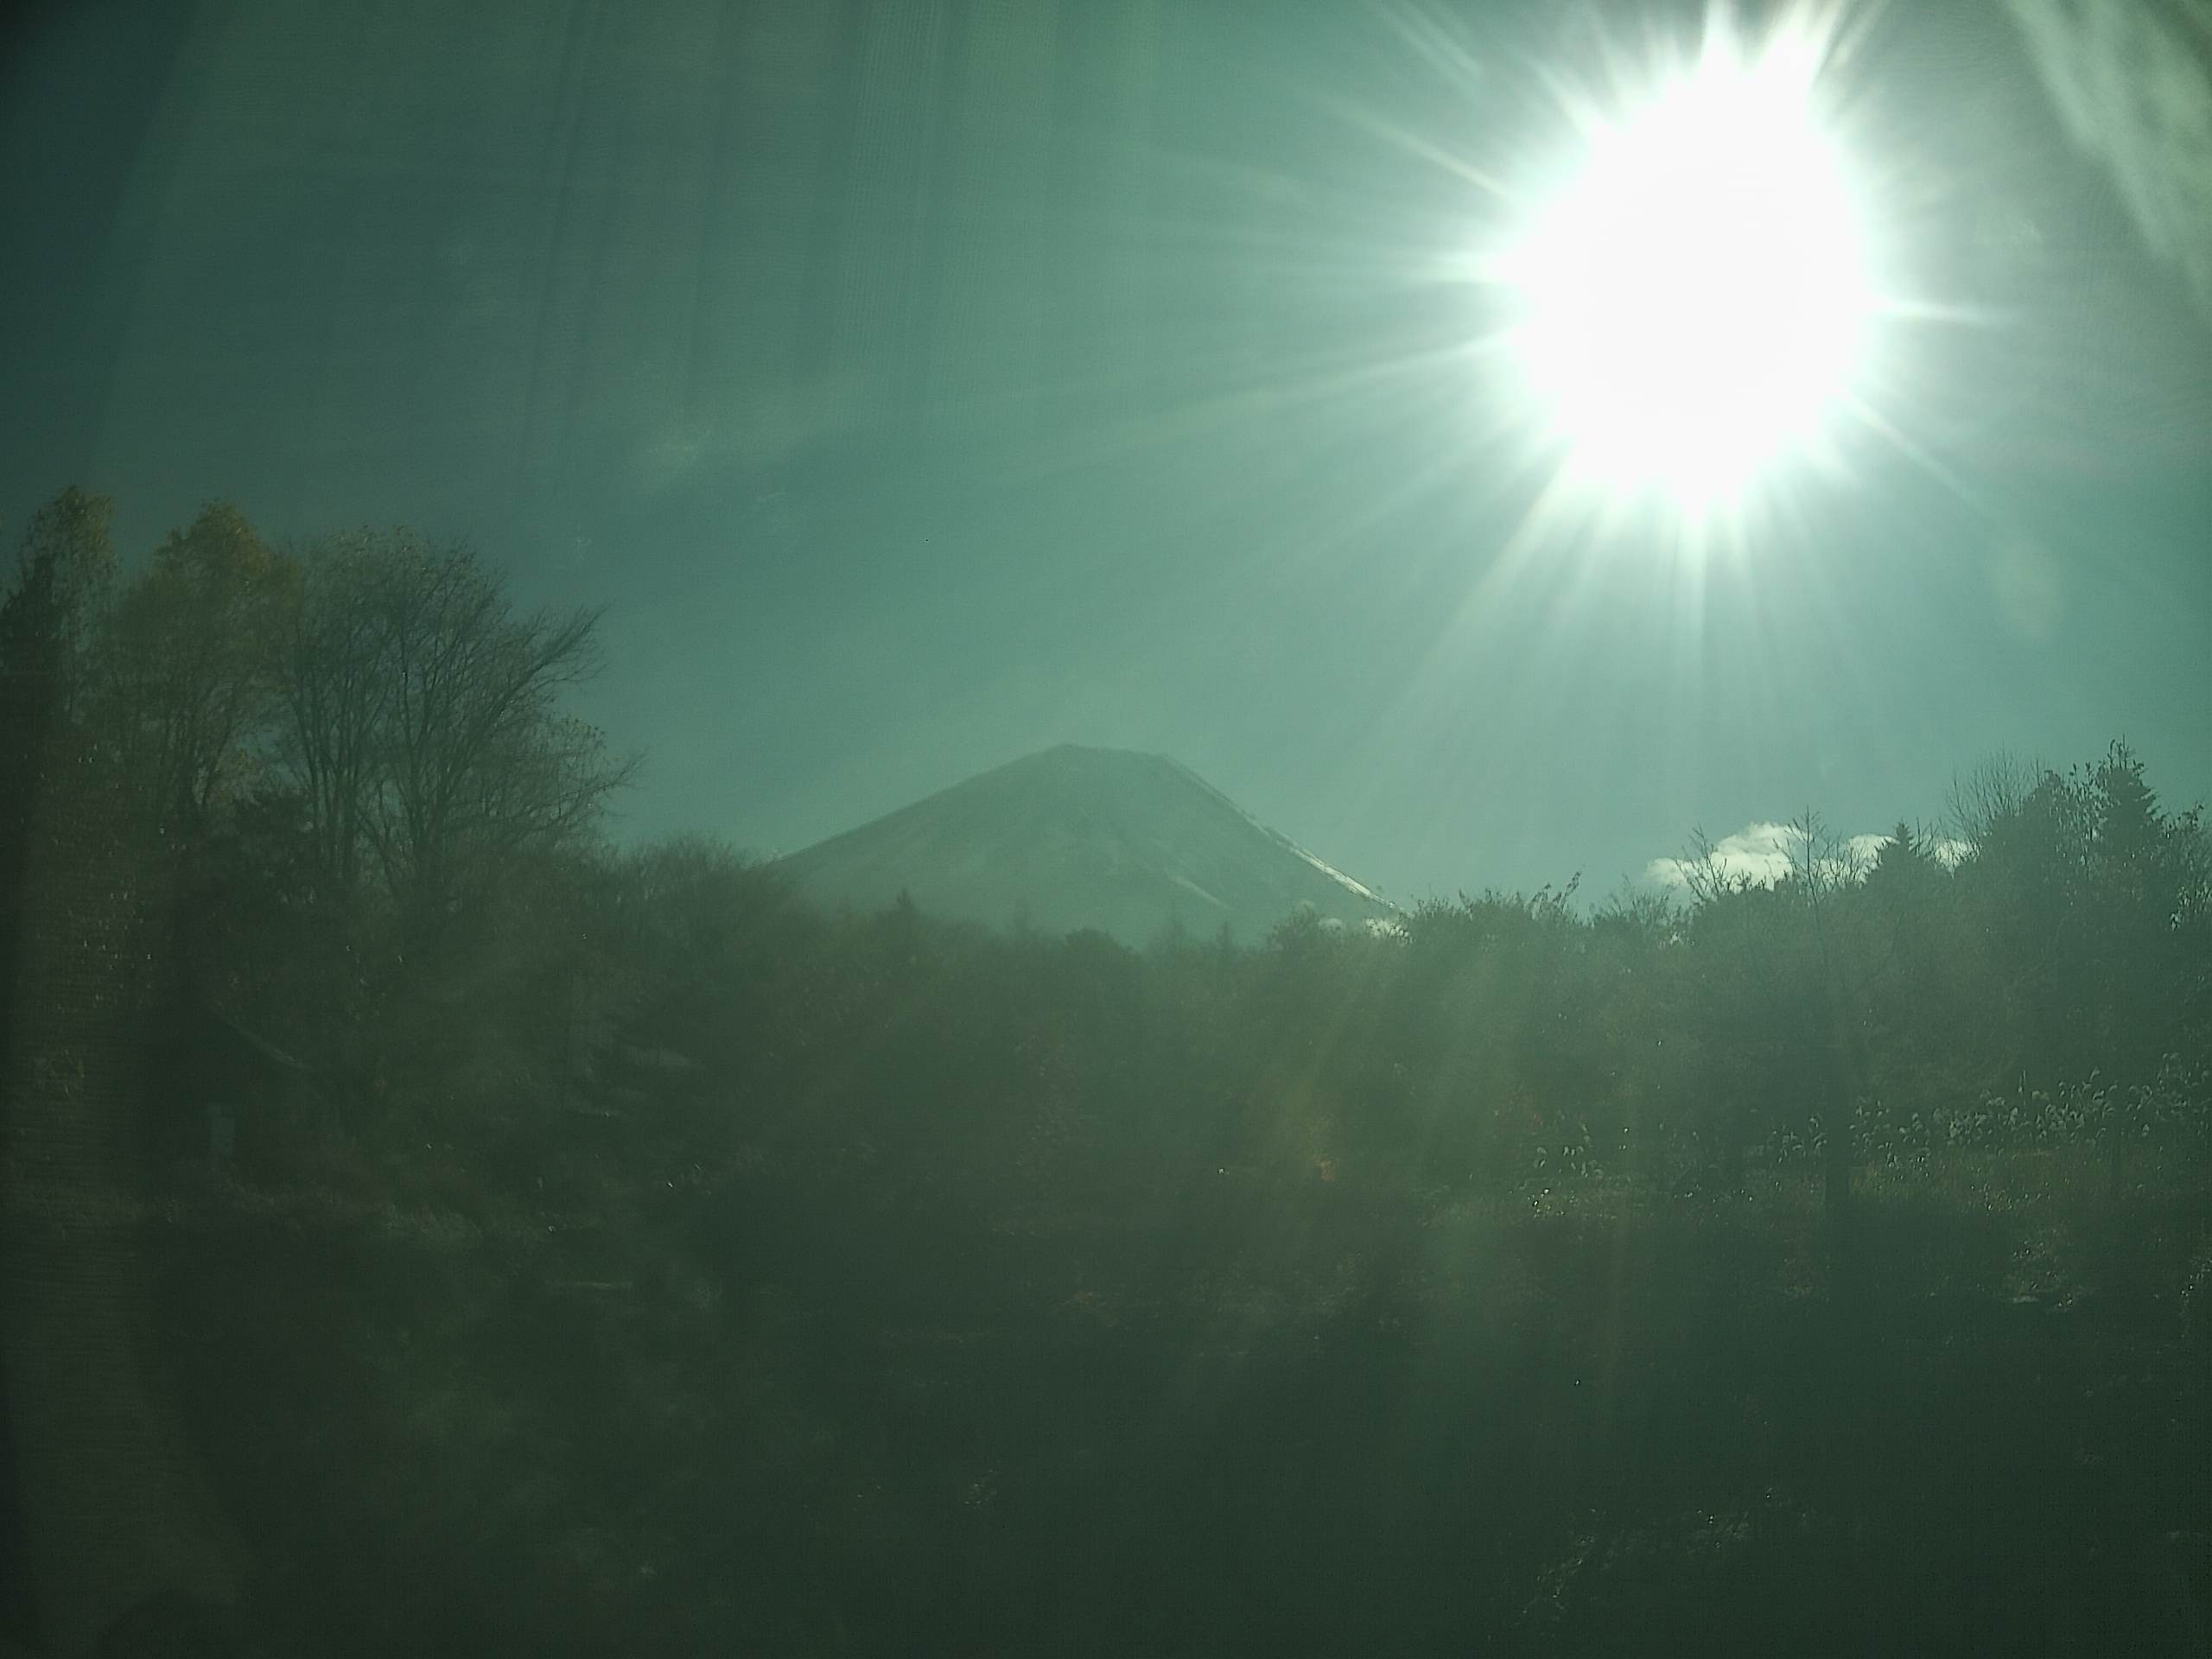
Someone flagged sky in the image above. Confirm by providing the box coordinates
[2,0,2207,904]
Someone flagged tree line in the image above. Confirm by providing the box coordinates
[0,488,632,1129]
[3,486,2208,1656]
[0,485,2206,1217]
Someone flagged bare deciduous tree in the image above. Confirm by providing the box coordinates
[279,530,636,918]
[99,502,299,827]
[279,533,390,894]
[1946,749,2039,851]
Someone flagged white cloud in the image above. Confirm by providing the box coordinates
[1643,822,1963,892]
[1844,831,1892,868]
[1646,821,1812,891]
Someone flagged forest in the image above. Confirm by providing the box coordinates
[3,486,2208,1655]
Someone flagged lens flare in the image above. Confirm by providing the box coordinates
[1496,15,1879,512]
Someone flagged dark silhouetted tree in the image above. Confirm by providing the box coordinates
[276,531,634,925]
[97,500,301,830]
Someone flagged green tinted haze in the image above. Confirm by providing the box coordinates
[2,0,2205,899]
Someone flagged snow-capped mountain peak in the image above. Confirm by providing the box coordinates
[778,744,1395,945]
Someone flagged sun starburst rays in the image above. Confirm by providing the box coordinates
[1485,12,1882,512]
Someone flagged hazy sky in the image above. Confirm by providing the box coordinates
[3,0,2207,901]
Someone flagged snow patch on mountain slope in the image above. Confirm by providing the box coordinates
[778,745,1395,946]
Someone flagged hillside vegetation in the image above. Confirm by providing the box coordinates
[3,491,2207,1655]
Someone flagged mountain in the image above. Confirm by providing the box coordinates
[776,745,1395,945]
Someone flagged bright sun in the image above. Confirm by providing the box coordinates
[1502,25,1877,509]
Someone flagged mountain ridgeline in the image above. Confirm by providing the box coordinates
[776,744,1396,945]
